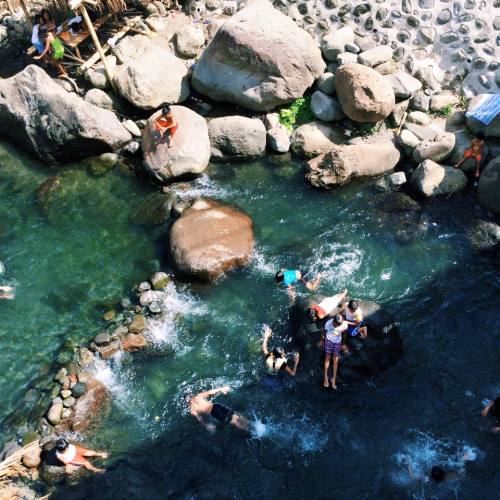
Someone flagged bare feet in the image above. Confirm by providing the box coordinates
[99,452,108,459]
[331,379,338,390]
[323,379,329,388]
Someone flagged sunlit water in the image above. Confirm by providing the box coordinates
[0,142,498,498]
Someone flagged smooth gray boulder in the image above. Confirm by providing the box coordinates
[267,125,290,153]
[317,72,336,96]
[386,72,423,99]
[411,160,467,197]
[413,132,456,162]
[0,65,131,163]
[208,116,266,161]
[306,141,401,188]
[321,26,355,61]
[357,45,393,67]
[142,106,210,181]
[175,24,205,58]
[335,63,395,123]
[310,91,344,122]
[477,157,500,215]
[192,0,325,111]
[114,35,190,110]
[290,121,342,158]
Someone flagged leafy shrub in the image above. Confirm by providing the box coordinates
[437,104,453,117]
[279,97,315,131]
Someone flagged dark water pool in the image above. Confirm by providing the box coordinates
[1,144,498,499]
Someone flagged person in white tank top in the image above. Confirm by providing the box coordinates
[54,438,107,473]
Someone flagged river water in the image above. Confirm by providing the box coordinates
[0,141,498,499]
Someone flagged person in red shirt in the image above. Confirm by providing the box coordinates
[454,131,485,178]
[153,105,179,148]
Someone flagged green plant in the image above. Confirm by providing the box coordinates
[437,104,453,117]
[279,97,315,131]
[358,121,381,136]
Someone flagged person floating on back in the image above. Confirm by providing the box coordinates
[308,289,347,321]
[189,386,250,434]
[33,28,67,77]
[321,314,348,389]
[261,325,300,380]
[341,299,368,339]
[153,105,179,148]
[54,437,107,473]
[454,131,485,178]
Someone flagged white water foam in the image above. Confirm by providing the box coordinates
[393,430,480,486]
[172,174,234,201]
[251,246,280,277]
[250,414,328,454]
[146,281,206,348]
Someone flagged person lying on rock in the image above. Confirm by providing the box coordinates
[190,386,251,434]
[341,299,368,339]
[308,289,347,321]
[153,105,179,148]
[321,314,348,390]
[33,28,67,78]
[55,437,107,473]
[454,131,485,179]
[0,285,15,299]
[262,325,300,379]
[482,396,500,433]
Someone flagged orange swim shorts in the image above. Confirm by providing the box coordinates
[463,148,481,163]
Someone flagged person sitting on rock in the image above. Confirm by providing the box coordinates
[321,314,348,389]
[308,289,347,321]
[482,396,500,433]
[341,299,368,339]
[189,386,251,434]
[153,105,179,148]
[55,437,107,473]
[33,29,67,78]
[0,285,14,300]
[262,324,300,380]
[454,131,485,178]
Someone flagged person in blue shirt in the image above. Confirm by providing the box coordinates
[275,269,322,291]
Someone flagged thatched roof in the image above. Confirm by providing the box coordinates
[24,0,127,17]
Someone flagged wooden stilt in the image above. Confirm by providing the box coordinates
[79,3,117,91]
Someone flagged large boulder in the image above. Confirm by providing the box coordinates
[192,0,325,111]
[310,91,344,122]
[467,220,500,252]
[142,106,210,181]
[335,63,395,123]
[412,131,456,162]
[0,65,131,163]
[466,95,500,138]
[64,377,111,434]
[290,121,342,158]
[175,24,205,58]
[291,297,402,384]
[306,141,401,188]
[208,115,266,161]
[170,199,254,282]
[477,157,500,215]
[411,160,467,197]
[114,35,190,110]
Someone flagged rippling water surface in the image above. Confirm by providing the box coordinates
[0,143,498,499]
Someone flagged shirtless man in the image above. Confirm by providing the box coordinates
[454,131,485,178]
[54,438,107,473]
[189,386,251,434]
[152,105,179,148]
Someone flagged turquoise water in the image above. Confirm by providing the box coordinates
[1,143,499,498]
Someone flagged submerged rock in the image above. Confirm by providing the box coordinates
[142,106,210,182]
[306,141,401,188]
[0,65,131,163]
[129,192,176,226]
[170,199,254,282]
[192,0,325,111]
[291,297,402,384]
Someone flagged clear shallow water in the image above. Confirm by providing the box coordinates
[0,145,499,499]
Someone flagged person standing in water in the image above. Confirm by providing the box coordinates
[189,386,251,434]
[262,325,300,378]
[54,437,107,473]
[321,314,348,389]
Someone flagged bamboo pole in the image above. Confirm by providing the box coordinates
[5,0,16,16]
[79,2,117,91]
[18,0,32,28]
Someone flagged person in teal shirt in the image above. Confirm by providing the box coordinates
[275,269,322,297]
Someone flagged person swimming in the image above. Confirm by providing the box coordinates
[189,386,251,433]
[275,270,321,291]
[482,397,500,433]
[0,285,14,300]
[308,289,348,321]
[261,325,300,380]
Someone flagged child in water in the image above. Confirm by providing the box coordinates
[454,131,485,178]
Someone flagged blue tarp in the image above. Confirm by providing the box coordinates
[465,94,500,125]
